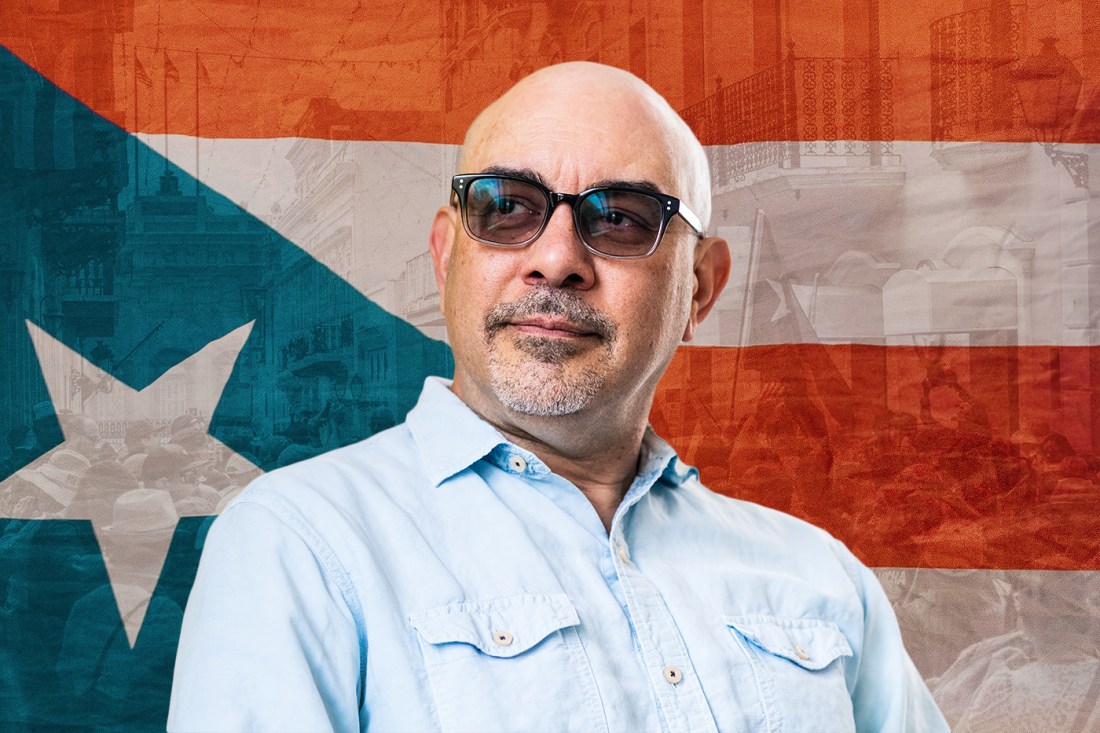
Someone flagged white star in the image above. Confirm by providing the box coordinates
[5,321,260,647]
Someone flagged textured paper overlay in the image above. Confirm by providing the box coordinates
[3,1,1100,729]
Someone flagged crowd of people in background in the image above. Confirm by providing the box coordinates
[654,363,1100,570]
[0,407,260,525]
[0,392,403,524]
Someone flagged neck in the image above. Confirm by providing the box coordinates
[453,380,651,533]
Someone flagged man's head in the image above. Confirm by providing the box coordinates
[430,62,729,430]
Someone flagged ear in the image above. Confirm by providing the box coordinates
[429,205,458,309]
[682,235,731,343]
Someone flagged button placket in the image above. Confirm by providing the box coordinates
[613,549,719,733]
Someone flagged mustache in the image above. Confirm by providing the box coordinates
[484,287,616,340]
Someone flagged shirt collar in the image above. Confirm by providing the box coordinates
[407,377,508,486]
[638,427,698,489]
[406,377,697,490]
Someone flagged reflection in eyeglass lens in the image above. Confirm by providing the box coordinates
[579,191,661,250]
[466,178,546,241]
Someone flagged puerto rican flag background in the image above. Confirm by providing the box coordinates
[1,0,1099,729]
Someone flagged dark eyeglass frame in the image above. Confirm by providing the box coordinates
[450,173,706,260]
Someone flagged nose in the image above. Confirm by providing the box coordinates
[520,203,596,289]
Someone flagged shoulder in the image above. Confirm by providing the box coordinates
[237,423,422,506]
[212,423,429,551]
[669,477,845,548]
[650,477,873,593]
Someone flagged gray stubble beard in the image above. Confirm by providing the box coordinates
[484,288,616,417]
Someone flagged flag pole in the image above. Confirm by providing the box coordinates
[163,52,169,175]
[133,48,139,197]
[195,49,200,196]
[732,210,765,413]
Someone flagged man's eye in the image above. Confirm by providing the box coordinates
[493,197,521,215]
[602,209,647,228]
[474,196,533,217]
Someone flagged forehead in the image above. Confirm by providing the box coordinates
[463,85,682,194]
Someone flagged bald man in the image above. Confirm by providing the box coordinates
[169,63,947,733]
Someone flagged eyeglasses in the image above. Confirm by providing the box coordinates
[451,173,705,259]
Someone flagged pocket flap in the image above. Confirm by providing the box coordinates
[410,593,580,658]
[724,615,853,671]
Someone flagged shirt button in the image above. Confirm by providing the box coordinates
[508,455,527,472]
[616,542,630,564]
[493,631,514,647]
[794,645,810,661]
[663,665,683,685]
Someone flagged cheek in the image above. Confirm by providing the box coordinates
[646,263,694,335]
[614,273,691,355]
[443,247,515,342]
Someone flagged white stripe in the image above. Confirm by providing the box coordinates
[874,567,1100,729]
[149,135,1098,348]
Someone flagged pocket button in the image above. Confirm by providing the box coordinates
[793,644,810,661]
[493,630,514,647]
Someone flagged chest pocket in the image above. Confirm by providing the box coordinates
[409,594,608,733]
[724,615,857,733]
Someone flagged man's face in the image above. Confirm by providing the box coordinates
[431,76,717,424]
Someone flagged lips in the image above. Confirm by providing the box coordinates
[484,286,616,343]
[507,317,597,337]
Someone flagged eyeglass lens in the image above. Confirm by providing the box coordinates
[464,177,663,257]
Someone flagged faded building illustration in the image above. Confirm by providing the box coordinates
[2,0,1100,730]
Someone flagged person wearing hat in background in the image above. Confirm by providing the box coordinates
[209,453,261,514]
[30,401,63,455]
[0,426,37,481]
[56,488,184,730]
[58,415,108,462]
[117,420,165,463]
[140,446,219,515]
[63,460,141,529]
[4,450,90,519]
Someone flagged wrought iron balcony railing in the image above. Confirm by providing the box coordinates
[930,3,1028,143]
[682,51,898,187]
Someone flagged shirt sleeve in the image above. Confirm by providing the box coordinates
[168,497,363,733]
[840,546,950,733]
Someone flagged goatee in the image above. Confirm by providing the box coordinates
[483,287,617,415]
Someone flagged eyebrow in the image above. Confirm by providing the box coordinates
[589,178,663,195]
[480,165,551,188]
[478,166,665,196]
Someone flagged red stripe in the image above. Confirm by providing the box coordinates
[2,1,1097,143]
[654,345,1100,570]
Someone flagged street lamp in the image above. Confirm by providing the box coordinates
[349,375,365,401]
[1011,37,1088,189]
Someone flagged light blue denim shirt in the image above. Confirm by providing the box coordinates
[169,378,947,733]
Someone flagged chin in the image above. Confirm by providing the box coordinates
[489,360,604,417]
